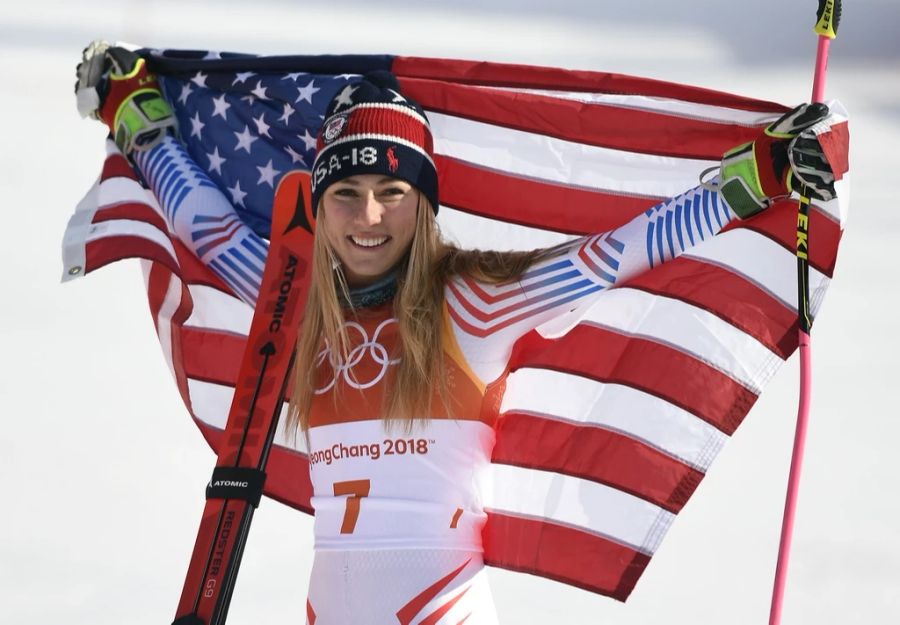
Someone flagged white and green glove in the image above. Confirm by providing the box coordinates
[718,102,839,219]
[75,40,176,154]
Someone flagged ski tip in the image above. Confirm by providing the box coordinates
[274,170,315,237]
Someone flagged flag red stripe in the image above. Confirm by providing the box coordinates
[482,511,649,601]
[84,236,179,276]
[624,257,797,359]
[181,326,245,386]
[146,263,170,334]
[402,77,761,160]
[726,201,841,278]
[169,314,193,410]
[393,56,788,113]
[436,155,654,235]
[94,202,168,233]
[493,412,704,513]
[178,330,296,408]
[146,264,195,408]
[510,326,758,435]
[101,152,139,180]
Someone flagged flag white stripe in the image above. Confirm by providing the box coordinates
[428,112,715,199]
[62,181,102,281]
[683,229,829,311]
[185,284,253,335]
[98,176,163,210]
[487,464,675,554]
[187,378,234,430]
[813,181,847,225]
[534,287,780,393]
[84,219,178,264]
[151,265,185,381]
[501,369,728,470]
[437,206,576,249]
[186,377,304,453]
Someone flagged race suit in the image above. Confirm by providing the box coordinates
[303,183,736,624]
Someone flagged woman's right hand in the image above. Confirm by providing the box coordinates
[717,102,848,219]
[75,40,176,154]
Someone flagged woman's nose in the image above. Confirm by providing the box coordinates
[359,193,384,226]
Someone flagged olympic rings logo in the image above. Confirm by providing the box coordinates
[314,318,401,394]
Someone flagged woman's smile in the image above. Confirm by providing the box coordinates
[348,234,391,248]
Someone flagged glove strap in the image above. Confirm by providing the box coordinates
[99,58,176,154]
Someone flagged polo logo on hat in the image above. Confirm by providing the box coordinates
[387,146,399,172]
[323,114,348,144]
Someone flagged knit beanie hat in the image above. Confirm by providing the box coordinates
[311,71,439,215]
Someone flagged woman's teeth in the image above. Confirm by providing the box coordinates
[350,235,389,248]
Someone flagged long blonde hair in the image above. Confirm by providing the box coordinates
[285,195,553,435]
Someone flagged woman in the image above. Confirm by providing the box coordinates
[288,73,840,625]
[78,47,844,624]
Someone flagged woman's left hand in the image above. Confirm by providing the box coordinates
[717,102,849,219]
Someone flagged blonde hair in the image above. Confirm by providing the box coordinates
[285,195,553,435]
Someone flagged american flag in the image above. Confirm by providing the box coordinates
[62,50,848,601]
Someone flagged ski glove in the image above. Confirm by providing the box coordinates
[75,40,176,154]
[716,103,846,219]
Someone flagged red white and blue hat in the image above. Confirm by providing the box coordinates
[311,71,439,215]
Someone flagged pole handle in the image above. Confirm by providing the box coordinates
[815,0,842,39]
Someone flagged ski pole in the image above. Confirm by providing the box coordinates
[768,2,842,624]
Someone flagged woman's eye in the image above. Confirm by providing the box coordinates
[381,187,406,197]
[333,188,358,198]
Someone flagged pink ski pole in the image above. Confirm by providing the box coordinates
[768,2,842,624]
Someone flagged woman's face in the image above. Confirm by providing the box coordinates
[320,174,419,287]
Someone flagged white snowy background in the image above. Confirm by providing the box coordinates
[2,0,898,623]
